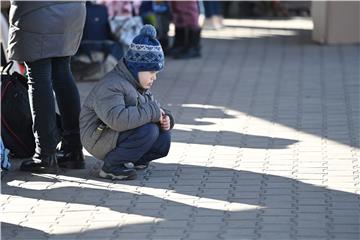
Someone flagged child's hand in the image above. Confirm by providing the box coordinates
[160,115,170,131]
[159,109,170,131]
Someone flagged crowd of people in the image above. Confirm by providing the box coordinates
[93,0,223,60]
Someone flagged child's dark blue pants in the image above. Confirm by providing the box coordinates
[103,123,171,167]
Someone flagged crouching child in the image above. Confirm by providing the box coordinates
[80,25,174,180]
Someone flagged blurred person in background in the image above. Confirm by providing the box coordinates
[169,1,201,59]
[96,0,142,18]
[151,1,171,54]
[202,0,223,30]
[139,1,171,54]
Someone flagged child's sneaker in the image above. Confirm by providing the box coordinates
[134,161,150,171]
[99,162,137,180]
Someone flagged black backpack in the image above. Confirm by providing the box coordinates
[1,61,35,158]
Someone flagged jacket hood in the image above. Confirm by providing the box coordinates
[114,58,146,93]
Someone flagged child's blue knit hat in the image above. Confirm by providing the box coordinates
[124,24,164,79]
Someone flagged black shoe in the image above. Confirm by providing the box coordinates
[169,46,186,57]
[20,154,59,174]
[174,47,201,59]
[174,28,201,59]
[57,148,85,169]
[99,162,137,180]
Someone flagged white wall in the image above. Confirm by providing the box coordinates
[312,1,360,44]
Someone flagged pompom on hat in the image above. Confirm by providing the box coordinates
[124,24,165,79]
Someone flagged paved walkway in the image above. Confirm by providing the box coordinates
[1,18,359,240]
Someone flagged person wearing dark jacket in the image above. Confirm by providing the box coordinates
[80,25,174,180]
[7,1,86,173]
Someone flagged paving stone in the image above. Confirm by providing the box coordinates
[50,225,85,235]
[330,233,360,240]
[185,231,221,240]
[296,228,328,238]
[221,233,256,240]
[259,232,293,239]
[261,208,295,216]
[259,223,293,231]
[150,236,184,240]
[75,228,117,239]
[260,216,293,224]
[116,233,151,239]
[12,232,49,240]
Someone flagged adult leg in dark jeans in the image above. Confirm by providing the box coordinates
[101,123,171,180]
[20,58,59,173]
[52,57,84,169]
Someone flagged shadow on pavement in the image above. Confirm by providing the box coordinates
[1,223,47,240]
[165,106,298,148]
[2,162,359,239]
[159,32,359,149]
[173,129,298,149]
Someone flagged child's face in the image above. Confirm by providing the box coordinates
[138,71,158,89]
